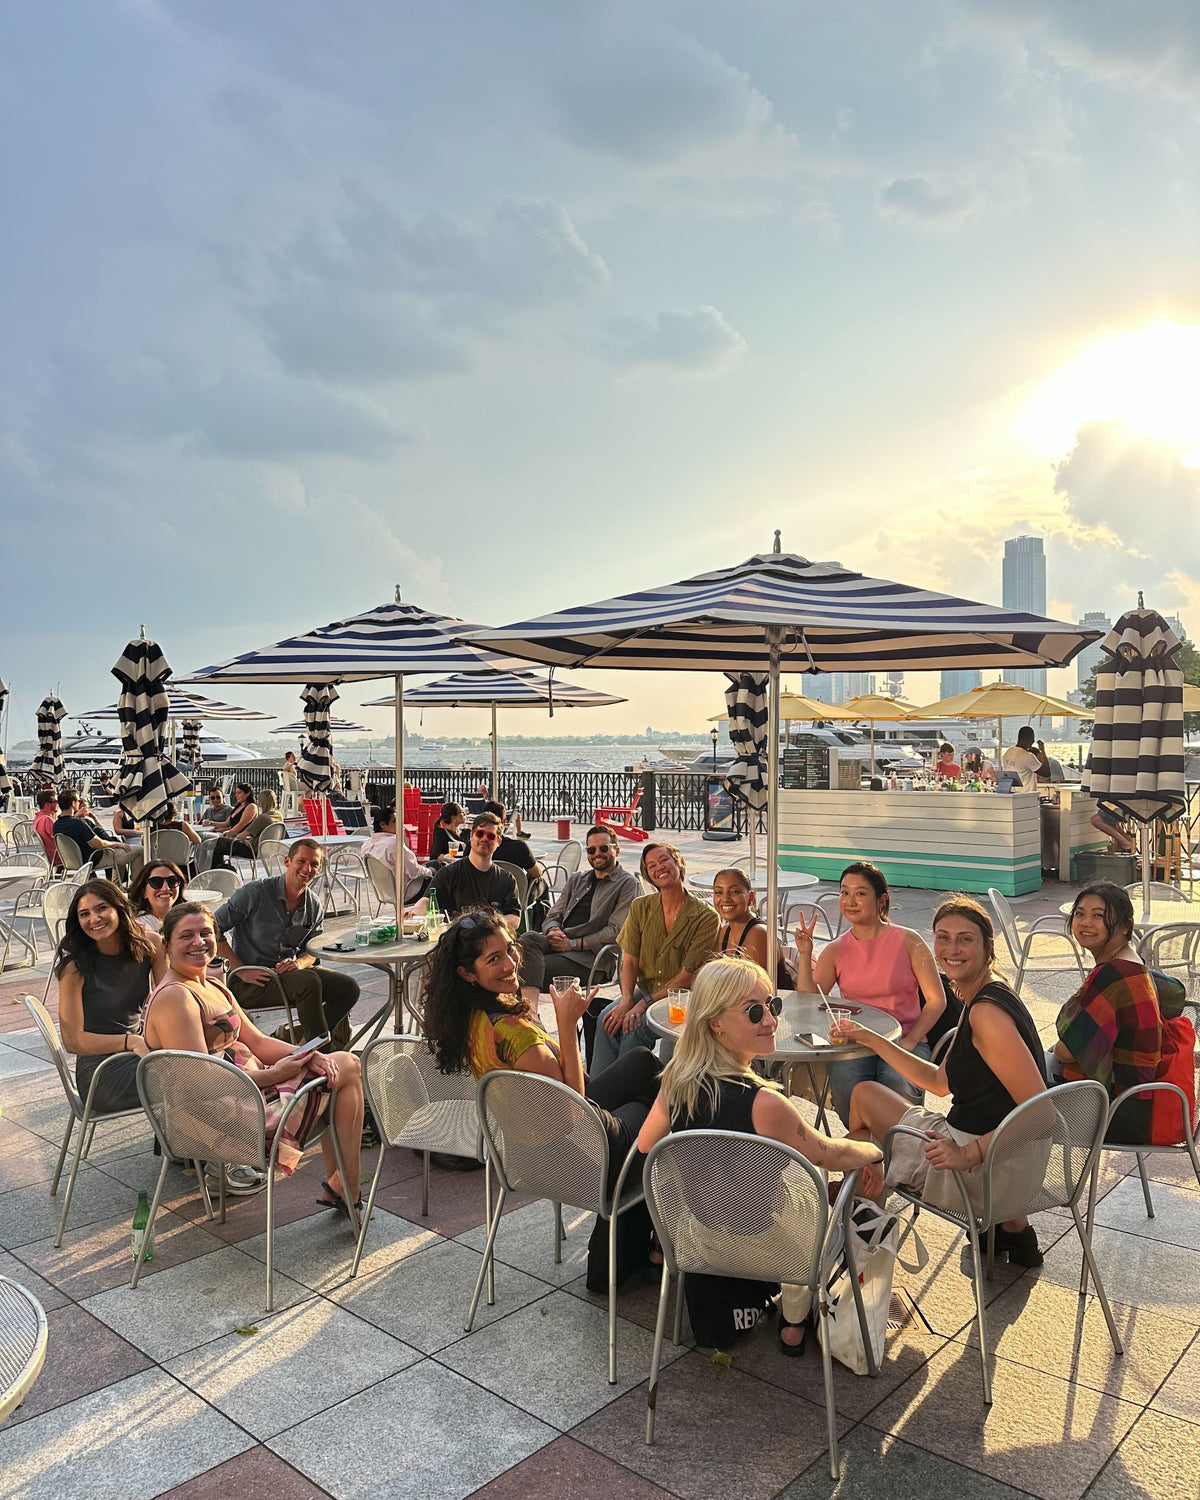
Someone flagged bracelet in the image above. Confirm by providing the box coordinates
[123,1035,128,1051]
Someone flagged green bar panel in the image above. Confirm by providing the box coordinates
[778,847,1040,896]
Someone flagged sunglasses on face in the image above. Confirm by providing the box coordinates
[147,876,181,891]
[472,829,499,842]
[586,845,612,857]
[740,997,783,1025]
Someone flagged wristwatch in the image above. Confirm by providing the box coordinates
[569,938,578,951]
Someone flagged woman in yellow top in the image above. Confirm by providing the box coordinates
[422,908,663,1197]
[592,842,720,1073]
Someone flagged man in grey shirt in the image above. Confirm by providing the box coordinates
[212,838,360,1050]
[199,786,232,826]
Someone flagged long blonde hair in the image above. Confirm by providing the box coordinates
[659,955,779,1122]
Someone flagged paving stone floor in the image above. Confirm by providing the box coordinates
[0,825,1196,1498]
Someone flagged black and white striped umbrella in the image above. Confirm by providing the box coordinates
[181,719,203,768]
[297,683,339,794]
[273,715,368,735]
[0,681,11,803]
[724,673,769,811]
[112,638,191,824]
[1084,603,1185,826]
[31,695,67,783]
[77,688,274,722]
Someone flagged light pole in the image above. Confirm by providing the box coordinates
[710,726,719,769]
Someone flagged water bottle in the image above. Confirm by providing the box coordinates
[131,1189,154,1264]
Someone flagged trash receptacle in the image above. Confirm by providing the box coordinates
[1074,851,1137,885]
[554,816,571,841]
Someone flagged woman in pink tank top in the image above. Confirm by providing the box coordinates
[793,862,945,1126]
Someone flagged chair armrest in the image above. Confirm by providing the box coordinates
[1024,915,1072,936]
[882,1123,979,1223]
[607,1139,646,1219]
[1107,1081,1197,1142]
[78,1049,142,1121]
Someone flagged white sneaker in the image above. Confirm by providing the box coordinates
[206,1163,267,1195]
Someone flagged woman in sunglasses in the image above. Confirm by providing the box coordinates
[638,955,884,1354]
[128,861,189,933]
[56,879,165,1113]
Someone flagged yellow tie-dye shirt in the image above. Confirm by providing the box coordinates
[467,1007,561,1079]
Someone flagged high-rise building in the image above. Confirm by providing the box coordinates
[883,671,905,700]
[940,669,981,699]
[1001,536,1047,693]
[800,672,875,706]
[1074,611,1111,692]
[1164,613,1187,643]
[800,672,834,705]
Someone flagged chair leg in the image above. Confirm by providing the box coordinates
[1080,1155,1101,1298]
[49,1115,76,1197]
[82,1120,97,1160]
[1070,1199,1123,1355]
[553,1201,563,1265]
[422,1151,431,1217]
[265,1161,276,1314]
[1136,1155,1155,1219]
[965,1223,992,1404]
[986,1224,996,1281]
[645,1261,672,1447]
[196,1161,215,1221]
[608,1211,619,1383]
[466,1184,507,1331]
[130,1158,170,1289]
[816,1278,841,1478]
[841,1189,878,1378]
[672,1271,686,1346]
[325,1091,358,1233]
[218,1164,227,1225]
[484,1160,495,1306]
[54,1105,93,1247]
[351,1141,387,1278]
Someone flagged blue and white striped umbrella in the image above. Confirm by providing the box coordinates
[77,688,274,722]
[112,639,191,823]
[272,715,369,735]
[361,670,624,710]
[0,681,12,802]
[31,695,67,783]
[181,719,203,769]
[297,684,339,794]
[724,673,769,812]
[466,545,1096,673]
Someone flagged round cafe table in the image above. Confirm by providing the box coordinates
[183,888,223,909]
[0,867,47,970]
[307,928,445,1047]
[645,991,900,1131]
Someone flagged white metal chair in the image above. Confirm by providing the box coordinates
[258,842,288,878]
[146,828,192,867]
[133,1050,353,1309]
[189,867,240,902]
[55,834,88,876]
[556,840,584,876]
[642,1131,868,1476]
[365,855,395,916]
[351,1035,486,1275]
[0,1277,48,1423]
[21,994,149,1246]
[814,891,845,938]
[884,1080,1121,1404]
[466,1070,647,1382]
[327,844,369,915]
[988,887,1085,996]
[1125,881,1191,905]
[1141,922,1200,982]
[781,894,835,943]
[494,859,530,929]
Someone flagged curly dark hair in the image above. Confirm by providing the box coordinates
[56,879,156,980]
[127,861,188,916]
[423,908,524,1075]
[1069,882,1135,947]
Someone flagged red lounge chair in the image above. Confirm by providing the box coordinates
[593,787,648,842]
[302,798,346,836]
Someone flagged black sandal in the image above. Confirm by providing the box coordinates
[778,1315,807,1358]
[317,1180,364,1221]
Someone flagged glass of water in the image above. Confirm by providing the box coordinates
[356,915,371,948]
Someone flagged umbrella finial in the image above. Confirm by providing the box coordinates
[772,530,781,554]
[1137,590,1144,610]
[394,585,403,603]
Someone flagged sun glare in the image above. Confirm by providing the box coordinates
[1012,320,1200,466]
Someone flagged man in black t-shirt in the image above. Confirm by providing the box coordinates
[482,798,547,921]
[53,788,140,880]
[425,812,520,928]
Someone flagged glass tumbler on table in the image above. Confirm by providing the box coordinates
[667,989,688,1026]
[356,915,371,949]
[827,1006,852,1041]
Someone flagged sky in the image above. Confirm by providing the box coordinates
[3,1,1200,745]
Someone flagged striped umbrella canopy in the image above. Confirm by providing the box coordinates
[181,719,203,768]
[31,694,67,783]
[272,715,369,735]
[472,535,1100,979]
[76,687,274,722]
[112,639,191,824]
[296,684,339,794]
[0,681,11,804]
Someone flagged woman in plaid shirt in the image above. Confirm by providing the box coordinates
[1053,883,1177,1144]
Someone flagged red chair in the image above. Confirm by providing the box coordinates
[414,803,441,860]
[302,798,346,836]
[593,787,647,842]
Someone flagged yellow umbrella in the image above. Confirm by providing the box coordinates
[1184,683,1199,713]
[708,692,859,723]
[838,693,928,777]
[912,680,1092,765]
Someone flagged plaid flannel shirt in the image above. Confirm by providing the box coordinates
[1057,959,1163,1096]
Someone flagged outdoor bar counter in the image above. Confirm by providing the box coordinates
[776,787,1098,895]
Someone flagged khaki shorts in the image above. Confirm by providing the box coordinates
[886,1104,1054,1223]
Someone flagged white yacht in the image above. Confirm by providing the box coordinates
[53,725,263,769]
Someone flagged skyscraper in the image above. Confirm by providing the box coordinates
[800,672,875,706]
[940,669,981,699]
[1074,611,1111,692]
[1001,536,1047,693]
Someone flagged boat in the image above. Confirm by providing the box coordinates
[51,725,263,769]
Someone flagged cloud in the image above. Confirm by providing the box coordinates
[876,160,1030,230]
[594,305,747,375]
[256,190,610,384]
[1053,420,1200,556]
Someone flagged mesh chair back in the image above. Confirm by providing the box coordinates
[257,822,287,848]
[987,888,1022,965]
[55,835,86,873]
[478,1071,609,1213]
[493,860,528,913]
[137,1050,268,1171]
[41,885,76,951]
[1125,882,1190,904]
[259,843,288,877]
[366,856,396,906]
[364,1035,480,1158]
[1144,923,1200,975]
[645,1130,827,1287]
[191,868,240,901]
[147,829,191,866]
[558,840,583,875]
[21,994,82,1116]
[986,1080,1107,1225]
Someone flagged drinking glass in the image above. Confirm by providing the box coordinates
[550,974,581,1006]
[827,1006,851,1040]
[356,915,371,948]
[668,989,688,1026]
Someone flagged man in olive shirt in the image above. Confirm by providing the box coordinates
[591,841,720,1073]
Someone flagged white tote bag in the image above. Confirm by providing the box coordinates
[818,1201,924,1375]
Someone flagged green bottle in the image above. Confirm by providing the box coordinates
[131,1190,154,1264]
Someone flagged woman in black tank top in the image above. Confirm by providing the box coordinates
[711,869,794,989]
[638,955,884,1352]
[830,896,1049,1267]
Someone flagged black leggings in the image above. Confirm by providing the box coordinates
[211,836,254,870]
[584,1045,663,1193]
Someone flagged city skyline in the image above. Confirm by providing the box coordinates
[1001,535,1048,695]
[2,5,1198,742]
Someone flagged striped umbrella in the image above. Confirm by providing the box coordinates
[76,688,274,722]
[1084,600,1186,920]
[111,638,191,824]
[297,683,339,795]
[472,534,1099,979]
[362,669,624,796]
[721,673,769,875]
[272,715,369,735]
[0,681,11,806]
[181,719,203,769]
[31,695,67,784]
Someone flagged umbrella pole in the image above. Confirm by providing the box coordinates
[766,627,782,988]
[1141,823,1152,923]
[395,673,405,936]
[870,721,875,780]
[491,703,498,801]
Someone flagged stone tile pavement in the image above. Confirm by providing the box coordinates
[0,824,1196,1498]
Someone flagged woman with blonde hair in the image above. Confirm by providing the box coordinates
[638,955,883,1353]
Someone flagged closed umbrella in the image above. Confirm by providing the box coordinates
[0,681,11,809]
[469,533,1099,979]
[297,683,338,837]
[181,719,203,770]
[111,638,190,836]
[1084,600,1186,920]
[31,695,66,785]
[362,668,624,798]
[723,673,769,875]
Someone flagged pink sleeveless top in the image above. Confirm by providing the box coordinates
[833,924,921,1030]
